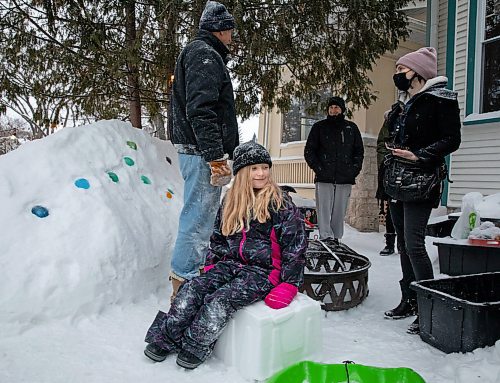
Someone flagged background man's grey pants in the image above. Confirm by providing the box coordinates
[315,183,352,240]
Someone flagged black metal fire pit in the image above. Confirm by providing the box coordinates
[301,238,371,311]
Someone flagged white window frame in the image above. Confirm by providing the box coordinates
[464,0,500,123]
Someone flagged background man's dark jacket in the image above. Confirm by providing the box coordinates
[170,30,239,162]
[304,116,364,184]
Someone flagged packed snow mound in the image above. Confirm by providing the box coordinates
[0,120,182,327]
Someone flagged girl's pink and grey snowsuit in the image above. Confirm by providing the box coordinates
[145,191,307,362]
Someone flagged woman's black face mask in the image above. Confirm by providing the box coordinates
[393,72,414,91]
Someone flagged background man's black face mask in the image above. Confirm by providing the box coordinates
[393,72,414,91]
[327,113,343,121]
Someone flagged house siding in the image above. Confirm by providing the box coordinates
[450,124,500,207]
[436,0,448,75]
[453,0,468,114]
[447,0,500,208]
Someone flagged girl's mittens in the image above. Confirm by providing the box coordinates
[264,282,298,309]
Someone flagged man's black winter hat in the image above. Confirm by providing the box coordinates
[232,141,272,175]
[327,96,346,114]
[199,1,236,32]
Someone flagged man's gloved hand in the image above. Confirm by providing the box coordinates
[209,159,232,187]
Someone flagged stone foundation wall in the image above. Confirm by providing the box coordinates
[346,136,380,232]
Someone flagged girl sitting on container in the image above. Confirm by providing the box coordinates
[144,141,307,369]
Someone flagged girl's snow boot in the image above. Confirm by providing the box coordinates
[176,349,203,370]
[144,342,171,362]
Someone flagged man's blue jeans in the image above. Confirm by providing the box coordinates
[171,154,221,280]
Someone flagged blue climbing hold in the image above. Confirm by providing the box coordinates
[74,178,90,189]
[31,205,49,218]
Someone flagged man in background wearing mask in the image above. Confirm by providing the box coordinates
[304,96,364,243]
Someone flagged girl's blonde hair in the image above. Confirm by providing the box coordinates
[221,166,283,236]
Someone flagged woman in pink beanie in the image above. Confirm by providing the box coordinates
[143,141,307,369]
[382,47,461,335]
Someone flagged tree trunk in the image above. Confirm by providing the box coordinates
[191,1,206,38]
[152,113,166,140]
[125,1,142,129]
[160,0,178,140]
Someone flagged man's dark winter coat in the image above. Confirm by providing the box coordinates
[385,81,461,206]
[170,29,239,162]
[304,116,364,184]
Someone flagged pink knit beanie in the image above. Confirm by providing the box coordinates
[396,47,437,81]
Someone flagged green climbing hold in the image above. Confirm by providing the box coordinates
[127,141,137,150]
[141,175,151,184]
[124,157,135,166]
[108,172,119,183]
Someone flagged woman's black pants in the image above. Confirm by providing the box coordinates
[389,200,433,300]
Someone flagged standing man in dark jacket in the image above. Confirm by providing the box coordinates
[169,1,239,300]
[304,97,364,242]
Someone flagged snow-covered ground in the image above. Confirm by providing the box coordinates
[0,120,499,383]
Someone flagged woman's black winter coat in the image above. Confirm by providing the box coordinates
[385,81,462,206]
[304,116,364,184]
[170,30,239,162]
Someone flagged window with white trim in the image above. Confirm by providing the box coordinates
[281,100,322,143]
[480,0,500,113]
[281,94,330,144]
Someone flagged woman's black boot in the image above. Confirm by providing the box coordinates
[144,342,170,362]
[380,233,396,256]
[384,298,417,319]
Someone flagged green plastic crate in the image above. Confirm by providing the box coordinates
[267,361,426,383]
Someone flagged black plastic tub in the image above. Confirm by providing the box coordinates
[434,240,500,276]
[425,218,454,237]
[411,272,500,353]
